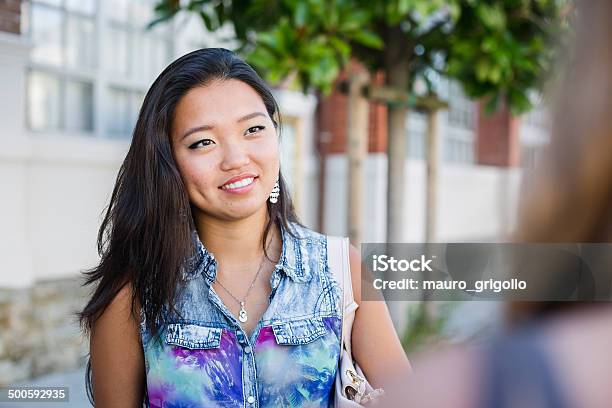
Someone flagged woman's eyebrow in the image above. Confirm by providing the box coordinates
[180,111,268,140]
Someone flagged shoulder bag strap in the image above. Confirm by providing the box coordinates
[327,236,357,354]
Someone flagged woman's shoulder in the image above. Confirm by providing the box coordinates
[285,222,353,273]
[286,220,326,242]
[89,281,147,406]
[282,222,331,279]
[104,282,141,326]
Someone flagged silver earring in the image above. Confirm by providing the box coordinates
[269,181,280,204]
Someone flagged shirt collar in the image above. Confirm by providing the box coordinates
[183,221,313,286]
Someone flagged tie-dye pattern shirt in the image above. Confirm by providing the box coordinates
[139,222,343,407]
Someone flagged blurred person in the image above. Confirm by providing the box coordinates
[77,48,410,407]
[379,1,612,407]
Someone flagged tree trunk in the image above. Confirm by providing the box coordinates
[384,28,411,332]
[423,107,440,324]
[425,108,439,243]
[347,64,370,246]
[317,129,329,234]
[385,42,410,245]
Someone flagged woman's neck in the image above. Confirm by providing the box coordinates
[194,207,279,270]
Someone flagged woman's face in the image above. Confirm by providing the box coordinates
[170,79,280,222]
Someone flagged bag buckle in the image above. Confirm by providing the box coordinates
[346,369,365,385]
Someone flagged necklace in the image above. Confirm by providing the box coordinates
[215,253,267,323]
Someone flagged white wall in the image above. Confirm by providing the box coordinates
[323,153,523,243]
[273,89,319,229]
[1,32,35,287]
[1,136,127,287]
[24,137,128,282]
[322,153,388,241]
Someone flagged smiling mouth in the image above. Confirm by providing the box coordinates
[220,176,258,190]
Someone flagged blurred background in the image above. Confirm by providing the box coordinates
[0,0,570,405]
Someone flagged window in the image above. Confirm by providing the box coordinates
[442,131,475,163]
[105,0,171,79]
[107,88,144,138]
[446,81,475,130]
[406,111,427,160]
[103,0,172,137]
[25,0,173,138]
[65,79,94,131]
[27,71,61,130]
[442,80,476,164]
[403,76,476,164]
[26,0,96,132]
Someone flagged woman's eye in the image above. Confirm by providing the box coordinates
[188,139,215,149]
[245,125,265,135]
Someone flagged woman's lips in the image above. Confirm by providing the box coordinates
[219,176,258,194]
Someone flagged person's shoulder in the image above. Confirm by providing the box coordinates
[90,281,146,406]
[286,221,325,241]
[97,282,141,333]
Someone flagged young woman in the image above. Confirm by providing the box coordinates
[79,48,411,407]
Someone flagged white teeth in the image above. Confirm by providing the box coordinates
[221,177,254,190]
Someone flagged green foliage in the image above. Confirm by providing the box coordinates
[246,17,343,94]
[401,302,452,354]
[447,0,572,114]
[151,0,571,113]
[242,0,383,94]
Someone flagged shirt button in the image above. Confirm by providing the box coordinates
[244,346,252,353]
[247,396,256,404]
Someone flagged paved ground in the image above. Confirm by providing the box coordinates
[443,300,504,341]
[0,366,90,407]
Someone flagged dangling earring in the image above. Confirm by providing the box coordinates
[269,181,280,204]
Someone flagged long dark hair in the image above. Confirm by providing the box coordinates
[77,48,303,406]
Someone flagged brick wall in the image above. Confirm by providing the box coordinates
[0,0,21,34]
[317,60,388,154]
[476,101,521,167]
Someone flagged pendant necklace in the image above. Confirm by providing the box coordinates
[215,253,267,323]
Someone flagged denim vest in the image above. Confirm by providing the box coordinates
[139,221,343,408]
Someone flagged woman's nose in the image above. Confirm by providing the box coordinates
[220,141,250,171]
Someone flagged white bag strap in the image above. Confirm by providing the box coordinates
[327,236,358,354]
